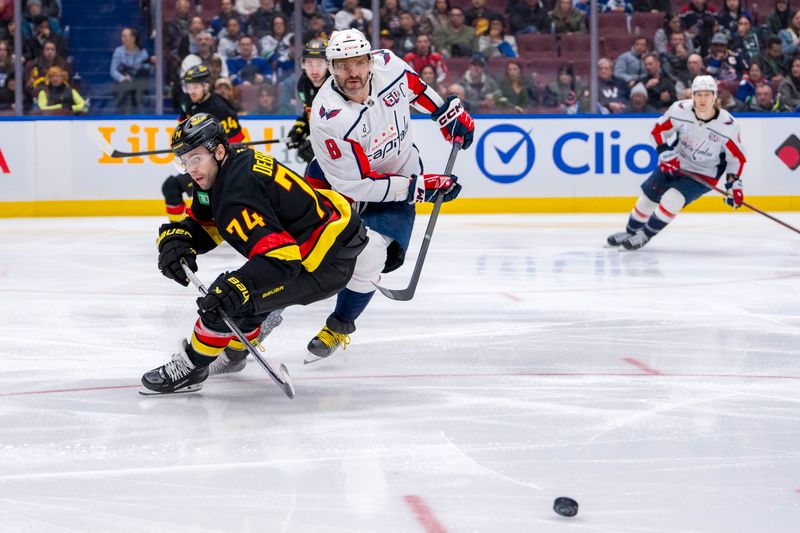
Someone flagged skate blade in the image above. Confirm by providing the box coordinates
[138,384,204,396]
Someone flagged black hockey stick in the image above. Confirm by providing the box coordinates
[85,125,287,158]
[372,139,462,301]
[679,169,800,236]
[180,259,296,399]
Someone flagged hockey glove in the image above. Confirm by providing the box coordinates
[406,173,462,204]
[287,118,309,148]
[157,223,197,287]
[197,271,253,323]
[724,177,744,209]
[431,96,475,150]
[296,139,315,163]
[657,148,680,175]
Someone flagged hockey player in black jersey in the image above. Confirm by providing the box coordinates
[161,65,245,221]
[142,113,367,394]
[285,39,330,164]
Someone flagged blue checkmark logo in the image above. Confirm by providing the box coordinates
[476,124,535,184]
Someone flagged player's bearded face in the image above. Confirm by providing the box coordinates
[332,55,371,97]
[176,145,223,190]
[186,82,207,103]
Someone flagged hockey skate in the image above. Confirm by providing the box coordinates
[208,309,284,376]
[140,339,209,395]
[305,326,351,364]
[607,231,634,246]
[621,232,650,250]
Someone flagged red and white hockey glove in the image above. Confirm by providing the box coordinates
[724,177,743,209]
[406,173,461,204]
[657,148,680,175]
[431,96,474,150]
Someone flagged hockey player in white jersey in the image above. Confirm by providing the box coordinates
[303,29,475,361]
[608,75,747,250]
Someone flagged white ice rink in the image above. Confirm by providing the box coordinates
[1,212,799,532]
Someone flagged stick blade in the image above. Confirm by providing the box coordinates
[372,282,415,301]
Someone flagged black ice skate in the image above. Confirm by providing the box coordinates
[607,231,634,246]
[208,309,284,376]
[305,315,354,364]
[140,339,209,395]
[621,232,650,250]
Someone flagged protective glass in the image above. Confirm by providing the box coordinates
[173,150,214,173]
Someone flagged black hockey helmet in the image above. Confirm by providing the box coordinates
[183,64,211,85]
[171,113,228,158]
[303,39,327,59]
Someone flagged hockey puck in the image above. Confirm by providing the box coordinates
[553,497,578,517]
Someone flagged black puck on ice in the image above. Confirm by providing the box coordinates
[553,497,579,517]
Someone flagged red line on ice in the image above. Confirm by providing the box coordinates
[403,495,447,533]
[623,357,663,375]
[501,292,523,302]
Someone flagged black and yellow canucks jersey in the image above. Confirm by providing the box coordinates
[179,93,243,143]
[186,148,360,289]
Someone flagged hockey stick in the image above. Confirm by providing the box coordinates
[372,139,463,301]
[85,125,287,158]
[180,259,296,399]
[679,169,800,236]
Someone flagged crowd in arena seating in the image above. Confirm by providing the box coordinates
[2,0,800,114]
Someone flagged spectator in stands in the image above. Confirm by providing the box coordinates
[36,66,88,114]
[745,82,788,111]
[716,0,750,38]
[261,15,292,65]
[335,0,373,31]
[404,33,449,85]
[235,0,260,16]
[380,0,402,36]
[661,31,691,88]
[465,0,502,37]
[22,0,61,40]
[625,82,658,112]
[215,76,239,109]
[445,81,471,111]
[218,17,245,60]
[207,55,225,85]
[765,0,791,41]
[301,0,334,42]
[418,65,445,100]
[249,0,283,40]
[38,0,60,18]
[494,59,539,112]
[716,80,744,111]
[22,15,67,61]
[615,36,648,87]
[0,72,14,112]
[508,0,550,35]
[778,56,800,110]
[304,13,331,43]
[596,57,629,113]
[758,36,788,82]
[0,39,12,96]
[228,35,272,86]
[211,0,246,36]
[422,0,451,36]
[642,52,677,110]
[479,19,518,58]
[730,15,759,63]
[181,31,230,79]
[407,0,437,20]
[549,0,587,34]
[434,7,478,57]
[736,61,764,103]
[704,32,747,81]
[778,9,800,60]
[680,0,717,55]
[166,0,193,56]
[544,64,587,113]
[248,82,279,113]
[264,24,295,80]
[599,0,633,14]
[393,11,419,57]
[654,14,696,55]
[631,0,670,11]
[176,16,207,58]
[25,39,70,97]
[459,53,499,110]
[110,27,154,114]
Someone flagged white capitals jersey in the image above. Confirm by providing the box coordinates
[652,100,746,180]
[309,49,444,202]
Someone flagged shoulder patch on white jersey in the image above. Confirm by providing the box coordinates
[318,105,342,120]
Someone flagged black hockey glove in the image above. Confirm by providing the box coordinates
[296,139,315,163]
[157,223,197,287]
[196,271,253,323]
[287,118,309,148]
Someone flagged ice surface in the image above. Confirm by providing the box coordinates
[1,213,799,532]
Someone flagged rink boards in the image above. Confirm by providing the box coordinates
[0,114,798,216]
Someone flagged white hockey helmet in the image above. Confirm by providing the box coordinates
[691,75,717,96]
[326,29,371,62]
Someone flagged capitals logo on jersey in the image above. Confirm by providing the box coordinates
[372,50,391,65]
[319,105,341,120]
